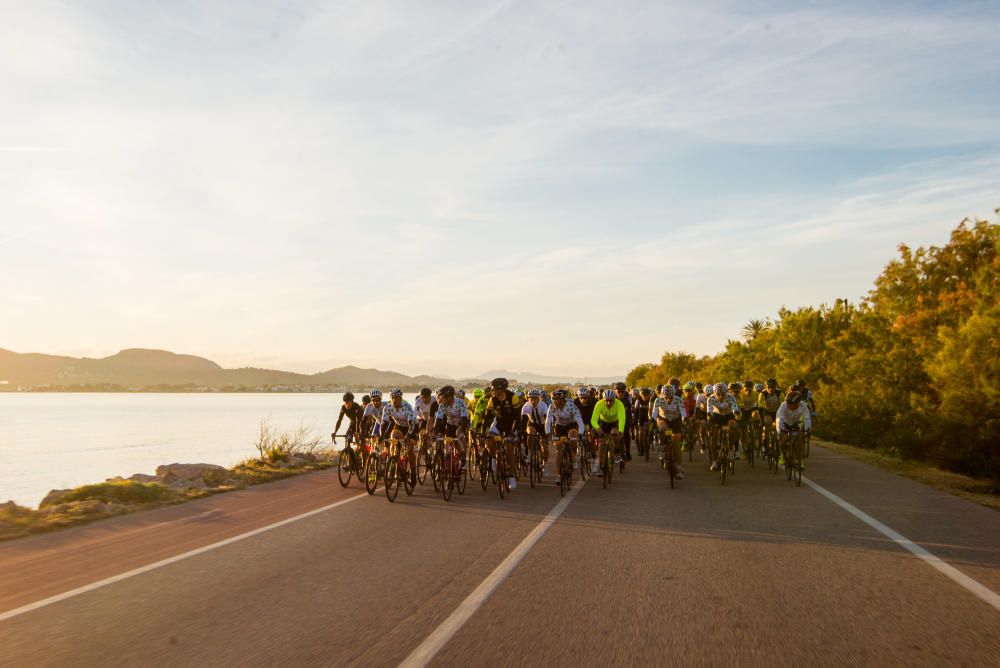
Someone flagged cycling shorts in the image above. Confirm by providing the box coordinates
[710,413,735,428]
[553,423,579,438]
[597,421,618,435]
[694,409,707,421]
[657,417,684,434]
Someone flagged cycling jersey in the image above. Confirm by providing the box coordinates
[682,393,697,417]
[707,394,740,416]
[520,400,549,430]
[738,392,756,413]
[479,392,524,435]
[633,397,652,424]
[335,402,363,432]
[777,401,812,432]
[652,396,687,422]
[694,393,708,414]
[363,401,385,422]
[758,390,783,413]
[381,400,416,428]
[544,401,585,434]
[574,398,596,425]
[591,398,626,431]
[434,398,470,428]
[413,396,438,422]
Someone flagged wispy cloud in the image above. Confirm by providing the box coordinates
[1,1,998,376]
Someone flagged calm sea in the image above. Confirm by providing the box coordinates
[0,392,419,508]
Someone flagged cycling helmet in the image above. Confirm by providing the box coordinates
[704,384,714,394]
[362,394,371,404]
[343,392,355,402]
[728,382,741,391]
[743,380,754,390]
[683,380,696,391]
[540,390,550,401]
[663,384,675,396]
[437,385,456,398]
[420,387,432,397]
[389,388,403,398]
[786,391,802,404]
[370,388,383,398]
[715,383,727,394]
[473,388,484,399]
[630,388,640,397]
[754,382,765,393]
[668,377,681,389]
[576,387,588,398]
[602,389,616,400]
[457,389,466,399]
[695,382,703,391]
[552,389,568,400]
[655,383,664,395]
[514,389,525,399]
[766,378,778,388]
[527,389,541,398]
[640,387,652,397]
[614,381,627,392]
[491,377,509,390]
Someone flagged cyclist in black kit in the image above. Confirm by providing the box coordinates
[333,392,364,442]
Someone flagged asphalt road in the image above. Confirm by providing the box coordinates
[2,441,999,666]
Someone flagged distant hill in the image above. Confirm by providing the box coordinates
[0,348,455,391]
[477,369,623,386]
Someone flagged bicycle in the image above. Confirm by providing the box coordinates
[383,433,415,503]
[556,437,574,497]
[783,427,804,487]
[525,432,545,488]
[363,435,386,495]
[439,436,467,501]
[659,429,678,489]
[334,433,365,488]
[596,430,618,489]
[416,430,433,486]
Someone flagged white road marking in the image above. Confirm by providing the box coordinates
[0,493,366,623]
[803,476,1000,612]
[400,479,585,668]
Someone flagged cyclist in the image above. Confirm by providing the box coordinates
[794,378,817,422]
[433,385,470,458]
[380,388,418,483]
[694,383,710,452]
[633,387,654,453]
[544,389,586,474]
[591,388,626,474]
[707,383,740,471]
[363,389,385,439]
[479,378,524,491]
[521,389,550,475]
[652,384,687,479]
[613,382,634,460]
[333,391,363,444]
[757,378,783,441]
[414,387,438,438]
[728,382,744,459]
[469,388,487,435]
[777,390,812,466]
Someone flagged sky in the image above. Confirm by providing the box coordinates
[2,0,999,379]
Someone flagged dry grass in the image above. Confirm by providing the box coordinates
[816,439,1000,511]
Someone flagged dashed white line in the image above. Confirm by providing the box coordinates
[400,479,585,667]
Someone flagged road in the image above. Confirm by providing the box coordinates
[2,441,999,666]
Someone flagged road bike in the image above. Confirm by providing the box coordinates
[383,433,415,503]
[783,427,804,487]
[334,433,365,488]
[525,432,545,488]
[595,429,619,489]
[438,436,467,501]
[557,437,574,497]
[416,430,434,486]
[659,430,678,489]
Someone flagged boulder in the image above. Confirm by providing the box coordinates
[128,473,158,483]
[0,500,20,514]
[41,489,72,508]
[156,463,228,485]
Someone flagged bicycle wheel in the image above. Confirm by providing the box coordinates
[338,449,353,487]
[442,462,453,502]
[457,457,468,495]
[497,455,507,499]
[667,451,675,490]
[580,440,589,481]
[480,453,490,490]
[793,436,803,486]
[432,451,444,492]
[804,431,811,458]
[468,444,478,480]
[719,432,728,485]
[403,455,415,496]
[528,437,537,489]
[364,453,380,495]
[417,446,429,485]
[385,457,399,502]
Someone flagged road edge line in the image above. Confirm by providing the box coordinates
[0,492,366,623]
[803,476,1000,612]
[400,479,585,667]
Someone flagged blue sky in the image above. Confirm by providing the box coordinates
[2,0,998,378]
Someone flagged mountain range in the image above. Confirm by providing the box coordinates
[0,349,622,390]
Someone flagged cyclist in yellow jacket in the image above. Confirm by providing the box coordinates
[591,389,626,474]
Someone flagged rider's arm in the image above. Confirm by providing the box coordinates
[590,404,602,430]
[334,405,346,432]
[572,404,585,433]
[776,402,789,432]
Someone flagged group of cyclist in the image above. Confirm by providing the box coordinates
[333,375,817,496]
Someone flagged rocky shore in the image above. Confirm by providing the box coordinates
[1,451,336,541]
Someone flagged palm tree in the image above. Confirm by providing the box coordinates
[742,319,768,342]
